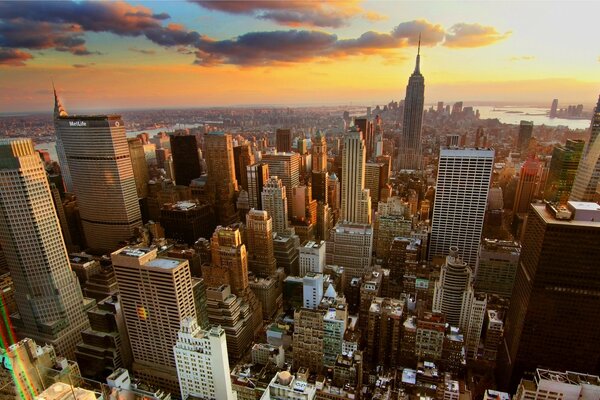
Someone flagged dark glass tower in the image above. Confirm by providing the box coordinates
[170,133,202,186]
[398,38,425,171]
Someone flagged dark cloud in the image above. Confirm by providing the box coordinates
[392,20,446,45]
[191,0,385,28]
[129,47,156,55]
[444,23,511,48]
[0,19,90,55]
[0,48,33,66]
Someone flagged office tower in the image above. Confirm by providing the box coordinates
[311,171,328,203]
[247,162,270,210]
[262,152,301,215]
[274,234,300,276]
[328,172,340,211]
[340,128,371,224]
[315,202,333,242]
[111,246,196,395]
[429,148,494,267]
[432,247,486,359]
[544,139,585,203]
[160,200,216,245]
[205,132,239,226]
[299,240,326,276]
[517,120,534,156]
[261,176,290,235]
[128,138,150,200]
[312,130,327,172]
[246,209,277,277]
[52,88,73,192]
[75,295,133,380]
[0,338,82,399]
[500,202,600,390]
[398,40,425,171]
[513,159,543,213]
[365,297,404,369]
[365,162,385,204]
[475,239,520,299]
[293,307,326,372]
[354,118,374,160]
[233,143,255,191]
[291,185,317,223]
[414,312,445,361]
[550,99,559,118]
[263,371,317,400]
[322,296,348,368]
[151,131,171,150]
[326,223,373,290]
[302,272,324,309]
[170,133,202,186]
[249,275,282,319]
[53,96,142,250]
[482,309,503,362]
[570,95,600,201]
[155,147,171,169]
[205,285,255,361]
[514,369,600,400]
[387,237,421,298]
[374,215,412,260]
[0,139,89,359]
[276,129,292,152]
[174,318,235,400]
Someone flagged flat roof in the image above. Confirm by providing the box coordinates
[145,257,183,270]
[533,203,600,227]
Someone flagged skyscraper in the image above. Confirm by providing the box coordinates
[276,129,292,153]
[544,139,584,203]
[233,143,255,191]
[429,148,494,267]
[174,318,235,400]
[500,202,600,390]
[517,121,534,157]
[261,176,290,235]
[513,158,543,214]
[262,152,300,215]
[128,137,150,200]
[398,39,425,171]
[53,92,142,250]
[169,133,202,186]
[0,139,89,359]
[354,118,374,161]
[246,209,277,277]
[112,246,196,395]
[570,95,600,202]
[311,130,327,172]
[205,132,239,226]
[550,99,559,118]
[247,162,269,210]
[341,128,371,224]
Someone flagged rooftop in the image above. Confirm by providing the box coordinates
[145,257,183,270]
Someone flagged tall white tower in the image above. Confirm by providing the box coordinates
[570,95,600,202]
[429,148,494,267]
[174,317,235,400]
[0,138,89,359]
[261,176,289,235]
[341,128,371,224]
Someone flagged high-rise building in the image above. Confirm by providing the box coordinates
[262,152,301,215]
[475,239,520,299]
[0,139,89,359]
[365,162,385,204]
[514,369,600,400]
[311,171,328,204]
[311,131,327,172]
[429,148,494,267]
[326,223,373,291]
[274,234,300,276]
[160,200,217,245]
[247,162,269,210]
[261,176,290,235]
[293,307,326,372]
[128,138,150,200]
[365,297,404,369]
[432,247,486,359]
[53,94,142,250]
[246,209,277,277]
[205,132,239,226]
[233,143,255,191]
[544,139,584,203]
[517,121,534,157]
[170,133,202,186]
[276,129,292,153]
[111,246,196,395]
[354,118,374,161]
[549,99,559,118]
[398,40,425,171]
[500,202,600,390]
[299,240,326,276]
[341,128,371,224]
[302,272,324,310]
[174,318,235,400]
[570,95,600,202]
[513,159,543,214]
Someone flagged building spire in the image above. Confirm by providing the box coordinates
[414,33,421,74]
[52,82,68,119]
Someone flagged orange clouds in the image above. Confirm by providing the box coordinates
[0,48,32,66]
[444,23,511,48]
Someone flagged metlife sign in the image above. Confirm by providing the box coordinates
[69,121,87,127]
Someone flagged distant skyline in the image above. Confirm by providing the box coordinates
[0,0,598,113]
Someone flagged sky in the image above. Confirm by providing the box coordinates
[0,0,598,113]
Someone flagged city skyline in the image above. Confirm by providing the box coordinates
[0,1,599,113]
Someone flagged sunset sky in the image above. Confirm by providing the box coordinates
[0,1,598,113]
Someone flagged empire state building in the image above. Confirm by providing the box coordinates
[398,39,425,171]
